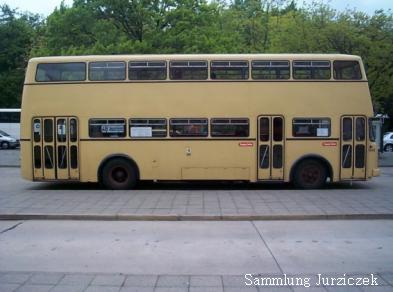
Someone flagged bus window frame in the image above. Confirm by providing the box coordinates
[292,60,332,80]
[88,61,127,81]
[35,62,87,82]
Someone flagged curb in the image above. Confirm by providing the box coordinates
[0,165,20,168]
[1,213,393,221]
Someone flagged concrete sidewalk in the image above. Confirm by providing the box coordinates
[0,220,393,291]
[0,271,392,291]
[1,167,393,220]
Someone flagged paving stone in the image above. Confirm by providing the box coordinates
[15,284,53,292]
[0,283,20,292]
[124,275,157,287]
[224,287,258,291]
[156,276,189,287]
[189,287,224,292]
[222,276,245,287]
[49,285,86,292]
[28,273,64,285]
[325,287,362,291]
[190,276,222,287]
[257,288,292,291]
[57,274,94,286]
[379,273,393,286]
[91,274,125,286]
[153,288,188,292]
[0,273,31,284]
[119,288,154,292]
[361,287,393,292]
[84,286,121,292]
[292,288,327,292]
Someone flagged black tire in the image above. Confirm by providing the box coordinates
[384,144,393,152]
[1,142,9,149]
[101,158,138,190]
[293,159,327,189]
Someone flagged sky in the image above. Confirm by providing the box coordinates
[0,0,392,16]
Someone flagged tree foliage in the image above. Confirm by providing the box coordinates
[0,0,392,128]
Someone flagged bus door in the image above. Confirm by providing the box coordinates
[257,116,284,180]
[340,116,367,180]
[32,117,79,180]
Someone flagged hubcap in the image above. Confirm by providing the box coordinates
[301,165,320,185]
[111,167,128,183]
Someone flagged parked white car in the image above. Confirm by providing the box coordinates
[0,130,20,149]
[383,132,393,152]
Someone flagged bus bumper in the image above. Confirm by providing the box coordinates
[372,168,380,177]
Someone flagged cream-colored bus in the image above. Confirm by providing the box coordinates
[20,54,380,189]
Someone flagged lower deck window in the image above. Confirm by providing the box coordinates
[129,119,167,138]
[170,119,208,137]
[293,118,331,137]
[89,119,126,138]
[211,118,249,137]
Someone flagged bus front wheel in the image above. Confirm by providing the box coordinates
[293,159,327,189]
[101,158,137,190]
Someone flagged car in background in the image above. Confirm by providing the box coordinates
[383,132,393,152]
[0,130,19,149]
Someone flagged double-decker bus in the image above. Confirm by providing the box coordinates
[20,54,379,189]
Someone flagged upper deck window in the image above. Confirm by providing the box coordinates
[129,61,167,80]
[293,61,331,80]
[252,61,290,80]
[169,61,208,80]
[36,63,86,82]
[210,61,249,80]
[89,61,126,81]
[333,61,362,80]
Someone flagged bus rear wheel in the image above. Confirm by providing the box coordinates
[293,159,327,189]
[101,158,137,190]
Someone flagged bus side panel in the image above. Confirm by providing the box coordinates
[367,141,379,178]
[20,141,33,180]
[79,140,256,182]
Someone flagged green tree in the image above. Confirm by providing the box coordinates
[0,5,40,107]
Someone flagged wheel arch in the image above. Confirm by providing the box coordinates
[289,154,333,182]
[97,153,140,183]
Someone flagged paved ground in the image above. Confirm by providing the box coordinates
[0,149,19,167]
[379,152,393,167]
[0,167,393,220]
[0,220,392,291]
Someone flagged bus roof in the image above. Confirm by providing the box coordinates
[29,54,362,63]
